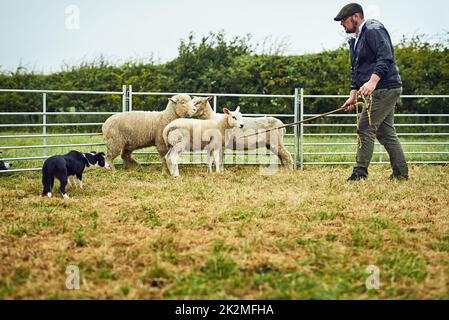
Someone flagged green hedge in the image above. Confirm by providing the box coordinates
[1,32,448,132]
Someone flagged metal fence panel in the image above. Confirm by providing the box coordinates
[1,87,448,173]
[300,92,449,167]
[0,87,126,173]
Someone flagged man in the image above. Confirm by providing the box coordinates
[334,3,409,181]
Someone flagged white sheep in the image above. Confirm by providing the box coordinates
[102,94,197,170]
[163,107,244,176]
[193,96,294,169]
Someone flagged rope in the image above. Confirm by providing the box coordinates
[238,93,373,141]
[355,93,373,149]
[238,106,347,139]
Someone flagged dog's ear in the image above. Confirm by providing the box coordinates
[90,151,97,154]
[98,152,105,157]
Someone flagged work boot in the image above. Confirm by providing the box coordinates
[389,174,409,181]
[347,173,368,181]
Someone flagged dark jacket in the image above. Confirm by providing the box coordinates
[349,19,402,90]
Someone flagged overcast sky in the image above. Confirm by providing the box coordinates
[1,0,448,73]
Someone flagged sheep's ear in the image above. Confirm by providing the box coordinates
[169,98,177,104]
[235,106,240,113]
[223,108,230,114]
[206,96,213,102]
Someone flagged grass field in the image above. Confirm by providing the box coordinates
[1,129,448,299]
[0,163,448,299]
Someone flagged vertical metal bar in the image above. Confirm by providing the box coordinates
[42,93,47,159]
[128,85,133,111]
[122,85,127,112]
[300,88,304,170]
[213,95,217,113]
[293,88,299,169]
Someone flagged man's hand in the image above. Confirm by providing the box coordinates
[342,90,358,111]
[359,74,381,96]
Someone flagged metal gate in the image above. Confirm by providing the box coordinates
[1,87,448,173]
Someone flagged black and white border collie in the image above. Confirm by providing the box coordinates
[0,152,12,171]
[42,150,105,199]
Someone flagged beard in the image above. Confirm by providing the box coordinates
[345,17,357,34]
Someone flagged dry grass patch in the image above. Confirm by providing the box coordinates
[0,164,448,299]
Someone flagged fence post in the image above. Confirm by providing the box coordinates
[300,88,304,170]
[293,88,299,169]
[42,93,47,159]
[122,85,127,113]
[128,85,133,111]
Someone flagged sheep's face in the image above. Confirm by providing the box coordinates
[169,94,197,118]
[192,96,213,119]
[224,106,244,129]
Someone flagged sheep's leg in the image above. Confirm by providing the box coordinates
[121,149,140,168]
[158,149,170,174]
[165,149,176,176]
[173,146,183,177]
[214,147,222,173]
[174,158,180,177]
[270,132,294,170]
[105,155,116,170]
[220,148,225,172]
[267,142,292,170]
[267,142,282,166]
[207,148,214,173]
[167,142,184,177]
[279,130,293,169]
[277,145,294,170]
[266,131,294,170]
[104,140,122,170]
[213,148,221,173]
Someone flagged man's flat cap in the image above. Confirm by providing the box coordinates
[334,3,364,21]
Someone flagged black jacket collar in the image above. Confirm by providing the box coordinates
[348,20,368,53]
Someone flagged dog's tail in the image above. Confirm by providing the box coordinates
[41,165,54,196]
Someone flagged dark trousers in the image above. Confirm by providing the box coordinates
[353,88,409,177]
